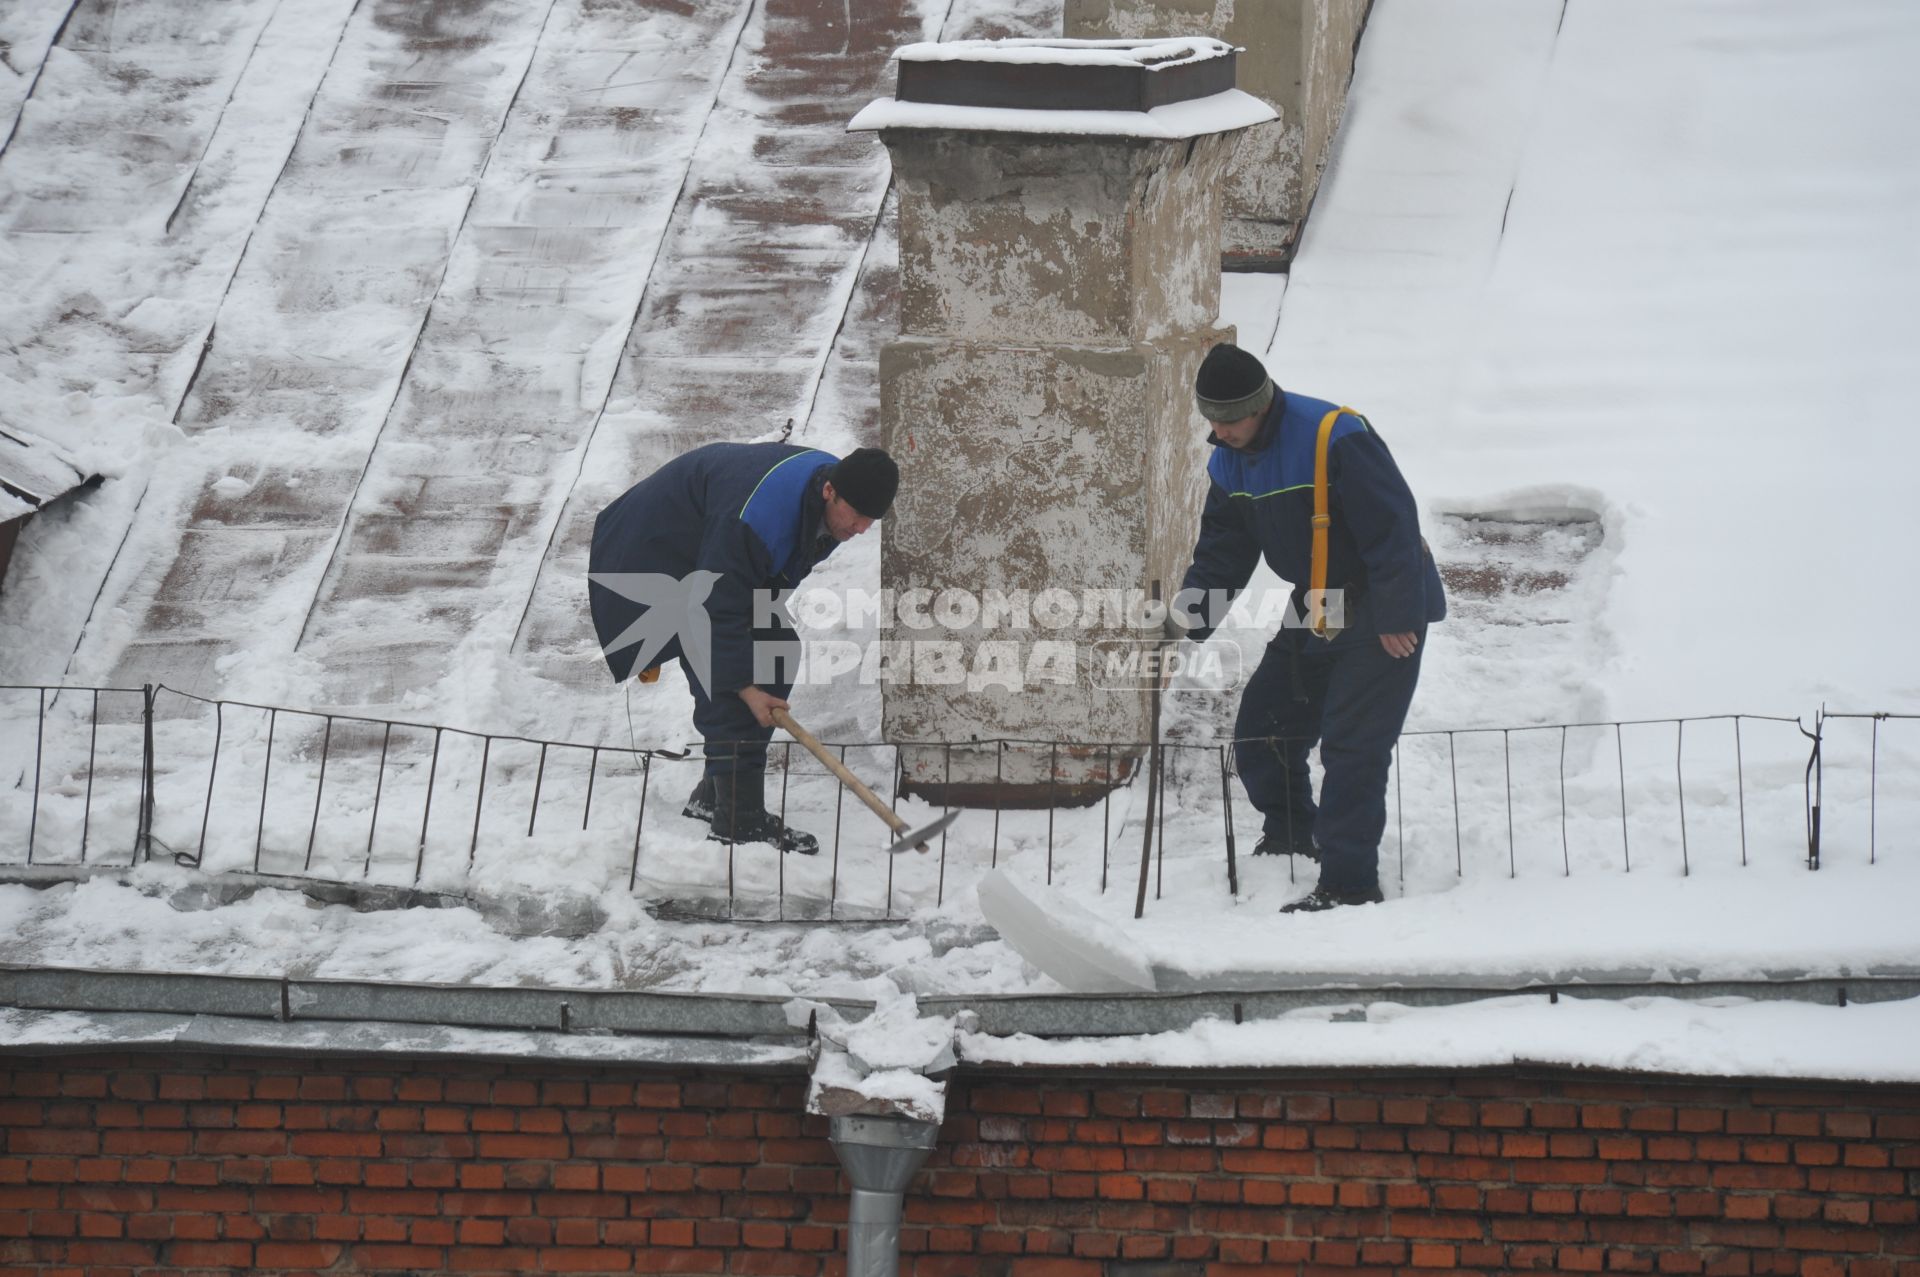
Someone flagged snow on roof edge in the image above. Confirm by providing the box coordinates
[8,996,1920,1088]
[896,37,1236,69]
[849,88,1276,139]
[958,993,1920,1086]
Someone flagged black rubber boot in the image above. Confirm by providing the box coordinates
[682,777,716,824]
[708,770,819,856]
[1252,824,1319,860]
[1280,883,1384,913]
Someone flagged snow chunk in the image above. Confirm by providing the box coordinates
[841,989,956,1074]
[977,869,1156,994]
[798,988,957,1124]
[807,1048,948,1125]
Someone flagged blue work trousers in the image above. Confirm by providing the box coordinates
[648,621,801,777]
[1234,603,1425,895]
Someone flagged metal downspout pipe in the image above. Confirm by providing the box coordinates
[828,1114,939,1277]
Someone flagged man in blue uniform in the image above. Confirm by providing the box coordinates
[1169,344,1445,911]
[589,443,898,854]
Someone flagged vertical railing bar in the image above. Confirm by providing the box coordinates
[1868,716,1878,867]
[1154,742,1166,901]
[1805,710,1824,871]
[990,741,1003,869]
[364,721,392,879]
[1616,723,1631,873]
[583,746,599,831]
[195,701,224,868]
[1220,745,1237,898]
[1503,728,1514,879]
[1148,578,1166,902]
[28,688,45,865]
[937,743,951,909]
[1675,719,1689,877]
[829,744,847,922]
[254,709,277,873]
[1133,732,1161,921]
[1559,726,1570,878]
[81,689,99,862]
[305,716,333,872]
[627,753,651,892]
[777,742,791,923]
[1046,741,1058,887]
[136,685,157,864]
[415,727,442,886]
[1733,717,1748,868]
[1277,736,1296,885]
[885,746,897,921]
[527,742,548,837]
[467,736,492,871]
[1101,743,1114,894]
[1394,742,1404,893]
[1448,731,1461,878]
[728,748,740,921]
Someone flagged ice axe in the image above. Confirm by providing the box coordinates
[770,707,960,854]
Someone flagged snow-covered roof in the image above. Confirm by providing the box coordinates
[1,0,1918,1087]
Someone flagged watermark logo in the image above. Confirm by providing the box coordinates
[588,570,722,692]
[1088,640,1243,691]
[596,580,1339,692]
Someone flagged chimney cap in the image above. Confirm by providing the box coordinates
[851,37,1274,139]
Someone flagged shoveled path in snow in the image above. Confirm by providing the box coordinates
[290,0,756,707]
[104,0,558,698]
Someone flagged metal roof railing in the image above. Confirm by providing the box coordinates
[1,686,1909,924]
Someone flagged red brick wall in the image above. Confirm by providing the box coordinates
[2,1052,1917,1275]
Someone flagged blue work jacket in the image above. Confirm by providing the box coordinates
[1180,391,1445,638]
[591,442,838,691]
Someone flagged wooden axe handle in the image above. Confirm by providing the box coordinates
[769,707,909,836]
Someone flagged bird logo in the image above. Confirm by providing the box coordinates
[587,570,722,694]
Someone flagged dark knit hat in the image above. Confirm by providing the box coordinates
[1195,343,1274,423]
[830,447,899,518]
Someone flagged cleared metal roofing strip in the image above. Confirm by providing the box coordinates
[0,1007,810,1069]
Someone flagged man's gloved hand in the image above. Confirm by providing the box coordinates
[1159,610,1193,646]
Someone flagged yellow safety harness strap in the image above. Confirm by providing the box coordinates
[1308,406,1355,638]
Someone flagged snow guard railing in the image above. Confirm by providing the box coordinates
[0,684,1910,923]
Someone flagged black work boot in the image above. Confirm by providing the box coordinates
[708,770,820,856]
[1280,883,1384,913]
[682,777,716,824]
[1252,822,1319,861]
